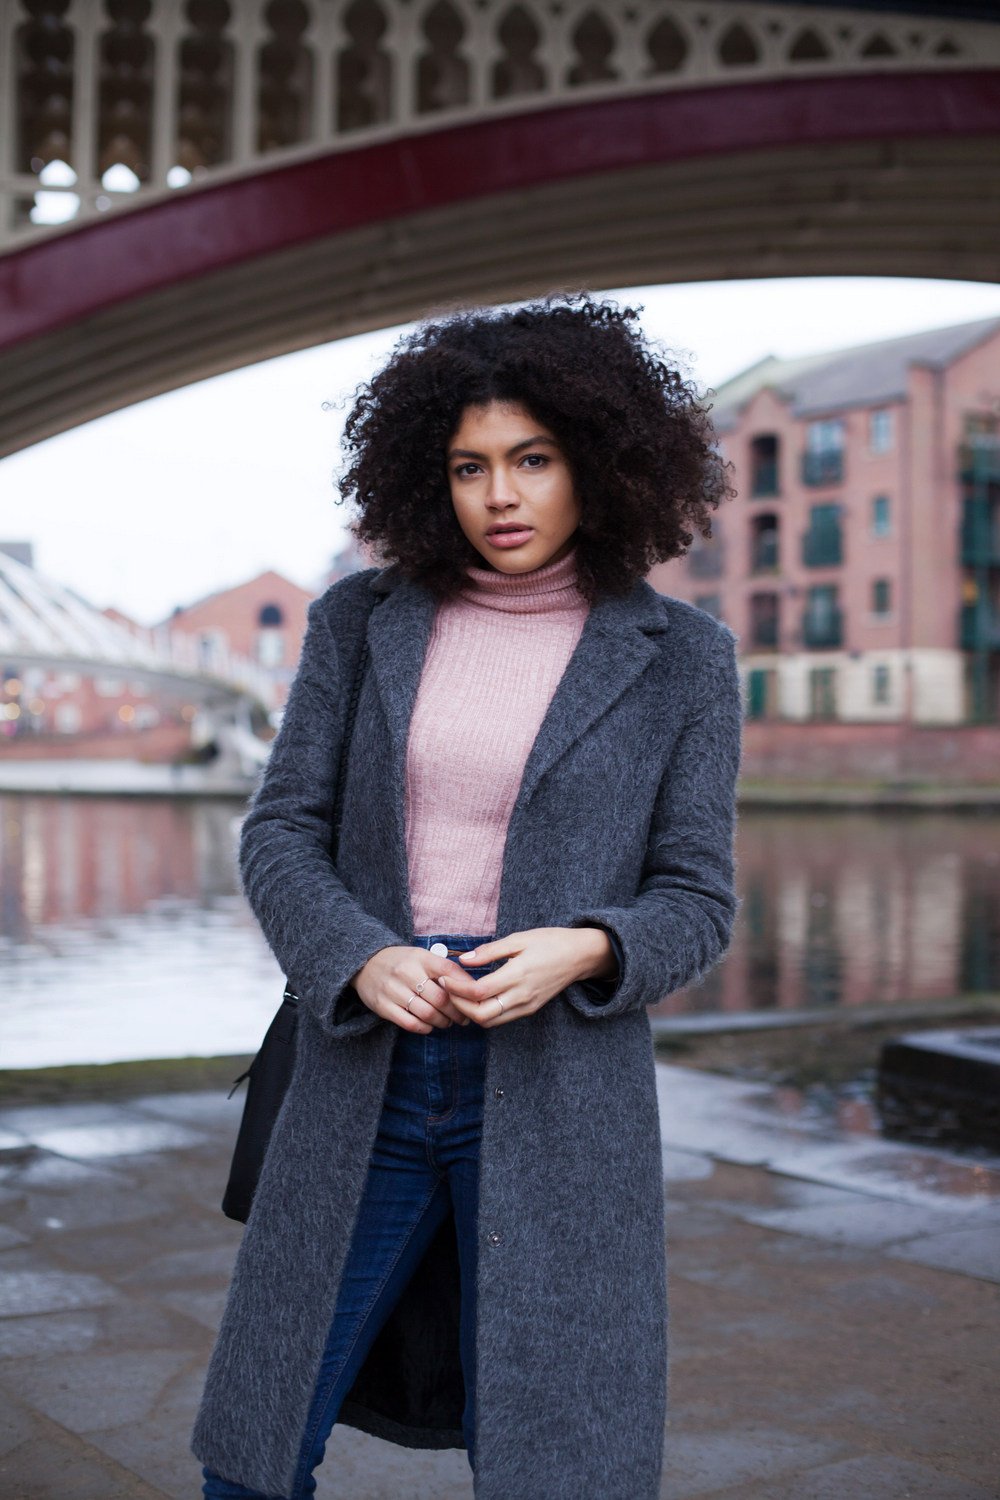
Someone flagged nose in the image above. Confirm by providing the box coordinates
[486,467,518,506]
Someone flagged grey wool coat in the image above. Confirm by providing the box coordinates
[190,559,743,1499]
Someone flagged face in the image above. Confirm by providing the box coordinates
[446,400,582,573]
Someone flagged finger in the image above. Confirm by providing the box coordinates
[394,987,451,1029]
[447,988,518,1023]
[418,977,470,1025]
[410,970,468,1025]
[457,944,499,965]
[380,998,433,1034]
[458,994,521,1028]
[440,970,503,1004]
[456,934,520,965]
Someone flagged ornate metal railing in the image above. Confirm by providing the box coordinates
[1,0,997,247]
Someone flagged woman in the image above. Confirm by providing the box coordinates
[192,291,743,1499]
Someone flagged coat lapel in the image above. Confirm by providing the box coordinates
[364,564,670,833]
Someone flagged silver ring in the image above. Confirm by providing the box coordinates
[406,994,420,1014]
[494,997,505,1016]
[414,977,430,996]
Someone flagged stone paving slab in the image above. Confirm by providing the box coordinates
[887,1222,1000,1282]
[735,1454,999,1499]
[0,1072,997,1498]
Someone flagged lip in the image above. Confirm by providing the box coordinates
[485,525,534,549]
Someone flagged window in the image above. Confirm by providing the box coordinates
[869,409,893,454]
[257,629,286,668]
[802,418,845,485]
[802,585,841,648]
[750,592,779,649]
[872,663,891,705]
[687,522,725,579]
[54,702,82,733]
[750,514,779,572]
[802,503,843,567]
[872,579,891,616]
[258,602,284,626]
[694,593,722,620]
[872,494,891,537]
[808,666,837,719]
[197,630,226,669]
[749,434,780,497]
[807,418,845,453]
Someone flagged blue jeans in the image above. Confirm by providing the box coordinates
[202,932,500,1499]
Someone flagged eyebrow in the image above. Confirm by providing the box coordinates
[447,435,559,461]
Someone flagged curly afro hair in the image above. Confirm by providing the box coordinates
[332,290,735,604]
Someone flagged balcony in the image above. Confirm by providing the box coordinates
[750,458,779,497]
[751,533,779,573]
[961,498,1000,566]
[958,437,1000,485]
[802,609,843,648]
[801,450,844,487]
[688,545,725,580]
[960,604,1000,651]
[751,616,779,649]
[802,528,843,567]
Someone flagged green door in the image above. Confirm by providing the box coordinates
[748,668,768,719]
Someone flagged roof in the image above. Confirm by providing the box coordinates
[709,314,1000,431]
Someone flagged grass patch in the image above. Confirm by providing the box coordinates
[0,1054,254,1108]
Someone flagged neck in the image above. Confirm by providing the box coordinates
[459,544,586,615]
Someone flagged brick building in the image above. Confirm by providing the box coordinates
[651,314,1000,728]
[161,570,313,714]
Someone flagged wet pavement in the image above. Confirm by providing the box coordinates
[0,1063,997,1499]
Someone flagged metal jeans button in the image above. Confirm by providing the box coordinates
[487,1230,503,1246]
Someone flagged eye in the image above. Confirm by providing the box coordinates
[452,462,480,478]
[521,453,548,468]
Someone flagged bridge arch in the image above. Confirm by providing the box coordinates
[2,1,999,456]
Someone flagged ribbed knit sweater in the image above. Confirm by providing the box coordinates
[404,545,590,935]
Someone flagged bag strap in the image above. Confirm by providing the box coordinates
[330,580,382,863]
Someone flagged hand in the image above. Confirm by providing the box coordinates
[438,926,617,1028]
[350,946,472,1033]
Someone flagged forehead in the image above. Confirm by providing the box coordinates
[452,400,550,438]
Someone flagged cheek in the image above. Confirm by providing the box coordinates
[449,492,475,529]
[552,474,581,525]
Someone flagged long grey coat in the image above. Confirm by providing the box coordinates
[190,561,743,1499]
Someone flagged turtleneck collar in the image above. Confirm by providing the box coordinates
[458,544,587,614]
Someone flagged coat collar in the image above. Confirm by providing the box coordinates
[364,563,669,812]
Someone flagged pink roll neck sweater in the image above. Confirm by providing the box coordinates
[404,545,590,936]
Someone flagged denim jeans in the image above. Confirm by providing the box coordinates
[202,932,500,1500]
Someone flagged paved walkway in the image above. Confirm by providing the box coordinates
[0,1062,998,1499]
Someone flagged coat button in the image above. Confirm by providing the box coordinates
[487,1230,503,1246]
[494,1086,504,1099]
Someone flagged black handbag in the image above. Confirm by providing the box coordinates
[221,592,377,1224]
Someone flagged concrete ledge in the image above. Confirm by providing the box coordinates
[738,782,1000,810]
[650,994,1000,1039]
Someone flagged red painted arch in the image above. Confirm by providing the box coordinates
[3,68,1000,350]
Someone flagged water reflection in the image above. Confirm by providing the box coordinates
[664,810,1000,1019]
[0,794,278,1068]
[0,796,998,1065]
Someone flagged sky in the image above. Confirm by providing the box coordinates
[4,274,1000,627]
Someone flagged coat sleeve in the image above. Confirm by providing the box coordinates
[562,627,743,1021]
[237,583,404,1040]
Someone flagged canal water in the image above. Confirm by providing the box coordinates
[1,794,998,1068]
